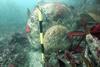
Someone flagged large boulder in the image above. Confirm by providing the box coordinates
[26,2,71,50]
[26,2,72,67]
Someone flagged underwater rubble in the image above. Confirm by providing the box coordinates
[0,32,31,67]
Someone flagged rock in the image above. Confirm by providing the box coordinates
[43,25,69,54]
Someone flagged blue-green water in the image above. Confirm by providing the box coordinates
[0,0,36,37]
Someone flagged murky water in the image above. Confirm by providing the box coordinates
[0,0,99,67]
